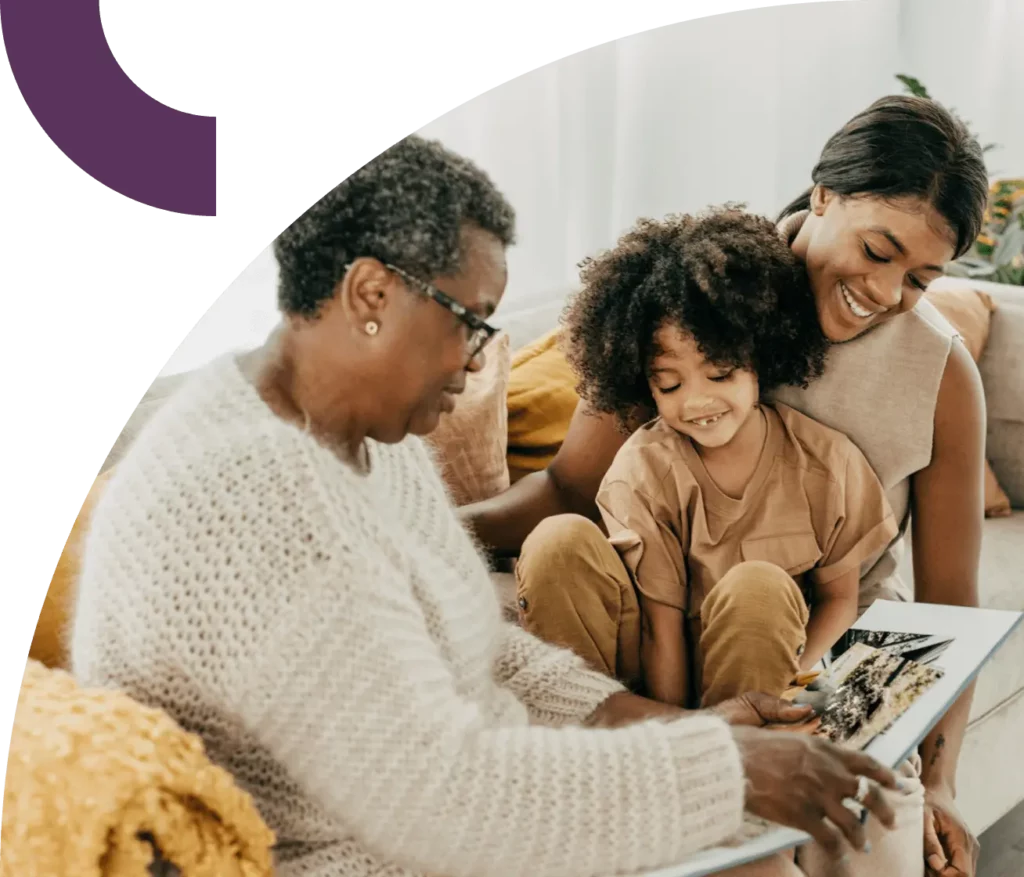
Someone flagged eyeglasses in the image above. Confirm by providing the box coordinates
[385,264,499,366]
[343,261,500,365]
[383,263,499,366]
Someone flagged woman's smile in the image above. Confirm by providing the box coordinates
[839,280,887,320]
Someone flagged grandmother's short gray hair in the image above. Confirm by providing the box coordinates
[273,135,516,317]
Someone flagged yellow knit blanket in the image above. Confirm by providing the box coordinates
[1,661,275,877]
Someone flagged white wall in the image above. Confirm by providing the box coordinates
[159,0,1023,377]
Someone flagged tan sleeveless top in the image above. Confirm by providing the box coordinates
[768,213,958,606]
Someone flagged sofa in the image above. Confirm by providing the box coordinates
[32,277,1024,846]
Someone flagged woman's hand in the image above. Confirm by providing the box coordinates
[712,692,816,729]
[924,785,979,876]
[732,725,902,859]
[586,691,816,730]
[584,691,687,728]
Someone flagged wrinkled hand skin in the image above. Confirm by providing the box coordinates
[732,725,901,861]
[923,785,979,877]
[586,691,813,730]
[711,692,815,728]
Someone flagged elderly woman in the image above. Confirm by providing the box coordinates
[70,135,899,877]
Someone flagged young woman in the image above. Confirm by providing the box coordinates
[464,95,990,876]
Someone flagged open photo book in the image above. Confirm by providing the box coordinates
[645,600,1023,877]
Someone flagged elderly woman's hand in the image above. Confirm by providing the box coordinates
[732,725,902,859]
[586,691,815,730]
[711,692,816,729]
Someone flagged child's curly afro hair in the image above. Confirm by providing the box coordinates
[562,206,828,431]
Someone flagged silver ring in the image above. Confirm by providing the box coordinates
[854,775,870,804]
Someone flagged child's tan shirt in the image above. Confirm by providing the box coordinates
[596,403,899,619]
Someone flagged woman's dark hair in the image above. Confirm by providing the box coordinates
[274,135,516,317]
[779,95,988,258]
[563,206,828,431]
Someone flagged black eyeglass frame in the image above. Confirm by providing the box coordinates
[345,261,499,365]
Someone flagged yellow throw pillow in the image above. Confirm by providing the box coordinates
[30,469,114,670]
[426,332,512,506]
[506,328,580,482]
[926,283,1012,518]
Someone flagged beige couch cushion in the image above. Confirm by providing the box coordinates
[957,686,1024,835]
[424,332,512,506]
[929,276,1024,509]
[977,283,1024,506]
[496,295,570,352]
[897,512,1024,723]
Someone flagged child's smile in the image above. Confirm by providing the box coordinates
[684,411,728,428]
[648,325,761,451]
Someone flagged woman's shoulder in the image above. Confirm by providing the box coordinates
[114,358,311,483]
[94,357,364,550]
[771,301,956,489]
[772,403,864,473]
[858,297,957,367]
[911,293,959,336]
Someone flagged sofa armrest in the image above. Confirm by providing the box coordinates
[973,281,1024,507]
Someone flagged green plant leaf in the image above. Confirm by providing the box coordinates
[894,74,997,155]
[895,74,931,98]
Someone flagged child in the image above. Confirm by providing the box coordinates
[562,207,899,709]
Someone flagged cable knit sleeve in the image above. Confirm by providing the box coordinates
[493,622,626,726]
[226,546,744,877]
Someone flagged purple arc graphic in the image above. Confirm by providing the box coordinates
[2,0,216,216]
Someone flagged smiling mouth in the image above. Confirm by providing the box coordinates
[840,281,885,320]
[686,412,727,427]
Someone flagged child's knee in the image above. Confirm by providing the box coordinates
[518,514,623,594]
[516,514,623,612]
[708,561,804,616]
[520,514,603,569]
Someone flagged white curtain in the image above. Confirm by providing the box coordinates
[162,0,1023,375]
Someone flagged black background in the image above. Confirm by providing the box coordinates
[4,10,688,684]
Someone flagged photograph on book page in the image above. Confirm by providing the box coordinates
[803,635,945,750]
[831,629,954,666]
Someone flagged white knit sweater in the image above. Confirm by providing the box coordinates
[71,356,745,877]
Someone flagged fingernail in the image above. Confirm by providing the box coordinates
[895,779,909,792]
[863,842,872,854]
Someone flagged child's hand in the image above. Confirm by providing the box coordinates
[790,681,837,716]
[712,692,816,727]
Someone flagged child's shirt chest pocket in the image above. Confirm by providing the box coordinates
[739,532,823,578]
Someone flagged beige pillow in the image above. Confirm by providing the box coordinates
[426,332,511,506]
[926,284,997,362]
[926,283,1013,518]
